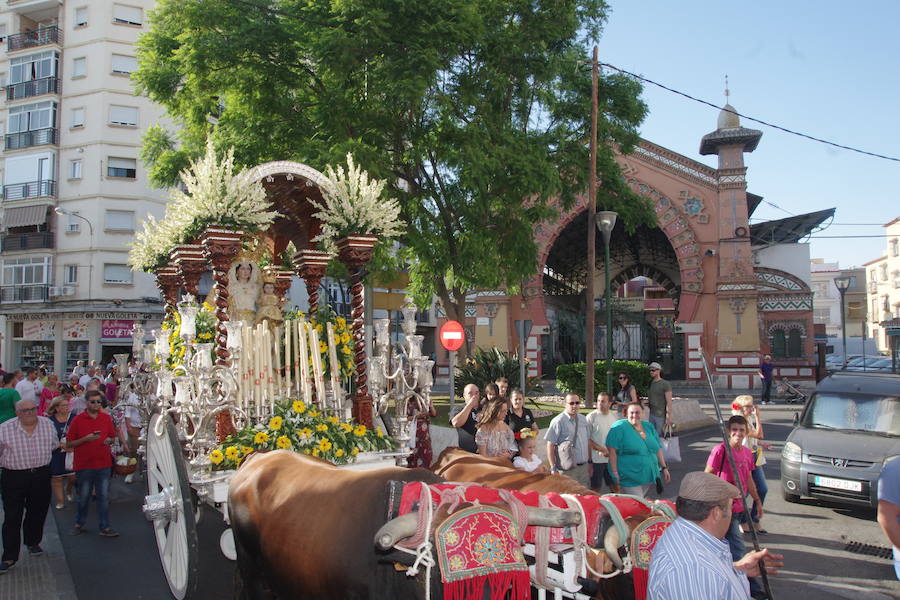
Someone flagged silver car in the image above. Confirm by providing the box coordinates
[781,372,900,509]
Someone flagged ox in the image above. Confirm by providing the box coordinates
[229,450,579,600]
[433,447,656,600]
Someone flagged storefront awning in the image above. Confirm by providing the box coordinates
[3,204,50,228]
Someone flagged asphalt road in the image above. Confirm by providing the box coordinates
[57,401,900,600]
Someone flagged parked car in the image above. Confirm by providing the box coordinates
[781,372,900,510]
[846,357,893,372]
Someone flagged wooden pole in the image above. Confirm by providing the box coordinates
[585,45,599,406]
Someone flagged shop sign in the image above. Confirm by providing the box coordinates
[101,319,135,339]
[63,320,89,340]
[22,321,55,341]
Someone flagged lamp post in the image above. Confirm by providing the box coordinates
[596,211,617,396]
[54,207,94,298]
[833,275,851,368]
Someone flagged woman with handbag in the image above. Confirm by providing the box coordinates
[606,401,671,497]
[733,395,772,534]
[47,396,76,509]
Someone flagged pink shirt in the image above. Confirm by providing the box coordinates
[706,442,755,513]
[0,416,59,469]
[38,387,58,416]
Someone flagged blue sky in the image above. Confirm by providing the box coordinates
[598,1,899,268]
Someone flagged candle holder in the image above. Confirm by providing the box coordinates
[178,295,200,340]
[153,329,171,361]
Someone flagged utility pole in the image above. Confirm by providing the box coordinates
[585,45,599,405]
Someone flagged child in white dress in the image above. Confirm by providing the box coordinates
[512,431,547,473]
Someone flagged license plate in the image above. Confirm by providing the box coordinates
[814,476,862,492]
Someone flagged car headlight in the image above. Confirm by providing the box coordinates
[782,441,802,463]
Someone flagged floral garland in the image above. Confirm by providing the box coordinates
[284,307,355,379]
[208,398,393,468]
[160,301,218,368]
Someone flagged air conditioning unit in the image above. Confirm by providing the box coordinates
[61,286,75,296]
[48,286,61,297]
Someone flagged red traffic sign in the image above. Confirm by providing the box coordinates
[439,320,465,352]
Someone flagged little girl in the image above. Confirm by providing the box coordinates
[512,430,547,473]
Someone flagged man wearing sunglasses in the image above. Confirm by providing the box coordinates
[65,390,119,537]
[647,362,673,436]
[546,393,591,486]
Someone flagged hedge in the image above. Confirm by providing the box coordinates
[555,360,653,400]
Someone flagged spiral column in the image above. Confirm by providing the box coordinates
[155,266,182,320]
[336,235,378,428]
[171,244,207,298]
[294,249,331,317]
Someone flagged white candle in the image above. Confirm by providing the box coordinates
[273,325,282,399]
[309,324,326,407]
[265,326,275,414]
[293,321,301,397]
[283,323,291,396]
[254,325,263,422]
[298,320,312,406]
[326,322,342,411]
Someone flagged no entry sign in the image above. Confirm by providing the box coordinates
[439,320,465,352]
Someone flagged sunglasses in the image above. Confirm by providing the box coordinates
[618,376,628,380]
[567,401,581,406]
[87,400,102,404]
[649,369,659,372]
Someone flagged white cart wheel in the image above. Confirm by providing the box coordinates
[142,414,200,600]
[220,528,237,561]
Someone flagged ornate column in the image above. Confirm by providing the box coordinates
[274,268,293,302]
[336,235,377,428]
[155,266,182,319]
[293,249,331,316]
[200,228,244,441]
[170,244,207,297]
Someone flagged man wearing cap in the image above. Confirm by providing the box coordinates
[649,471,783,600]
[647,362,672,436]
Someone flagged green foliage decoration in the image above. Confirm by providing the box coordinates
[455,347,542,395]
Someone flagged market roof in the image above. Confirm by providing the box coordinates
[749,208,835,246]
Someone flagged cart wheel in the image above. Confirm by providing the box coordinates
[142,413,200,600]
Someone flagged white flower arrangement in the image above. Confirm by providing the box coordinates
[310,153,405,253]
[128,138,277,271]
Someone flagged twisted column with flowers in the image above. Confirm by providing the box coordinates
[200,228,244,441]
[294,249,331,316]
[156,266,182,320]
[337,235,378,429]
[171,244,207,297]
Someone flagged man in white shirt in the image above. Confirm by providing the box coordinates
[78,366,98,390]
[587,392,619,492]
[14,369,42,405]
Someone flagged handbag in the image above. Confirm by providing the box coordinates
[557,417,580,471]
[661,425,682,463]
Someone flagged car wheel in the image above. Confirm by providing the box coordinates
[782,488,800,503]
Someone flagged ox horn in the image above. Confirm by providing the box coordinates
[374,507,582,551]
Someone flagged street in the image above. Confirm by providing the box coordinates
[54,401,899,600]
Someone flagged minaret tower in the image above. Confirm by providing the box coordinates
[699,79,764,355]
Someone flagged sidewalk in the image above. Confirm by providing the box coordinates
[0,503,78,600]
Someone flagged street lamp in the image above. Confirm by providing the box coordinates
[833,275,851,368]
[596,211,617,395]
[54,206,94,297]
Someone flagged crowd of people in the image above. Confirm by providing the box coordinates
[0,359,140,574]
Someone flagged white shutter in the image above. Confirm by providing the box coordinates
[107,157,136,170]
[104,210,134,231]
[75,7,88,27]
[108,105,137,126]
[72,57,86,77]
[103,264,132,284]
[111,54,137,74]
[71,107,85,127]
[113,4,143,26]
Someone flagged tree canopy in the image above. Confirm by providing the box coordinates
[135,0,655,328]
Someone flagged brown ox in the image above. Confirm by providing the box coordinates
[229,450,581,600]
[432,447,644,600]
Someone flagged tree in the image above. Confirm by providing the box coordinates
[135,0,655,356]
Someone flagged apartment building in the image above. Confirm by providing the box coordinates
[810,259,866,340]
[0,0,167,374]
[864,217,900,354]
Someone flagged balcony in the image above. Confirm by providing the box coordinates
[4,127,57,150]
[0,231,54,251]
[7,26,62,52]
[0,285,49,303]
[6,76,59,101]
[2,179,55,201]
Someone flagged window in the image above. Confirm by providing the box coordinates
[872,299,879,322]
[847,275,857,288]
[2,257,51,286]
[108,105,138,126]
[70,107,85,128]
[787,329,802,358]
[72,57,86,78]
[894,271,900,289]
[813,308,831,323]
[107,157,136,179]
[10,51,59,85]
[110,54,137,75]
[68,159,82,180]
[8,101,57,133]
[104,210,134,231]
[892,239,899,258]
[75,7,88,27]
[103,264,132,284]
[772,330,786,358]
[881,264,889,281]
[64,265,78,285]
[65,212,81,232]
[113,4,143,26]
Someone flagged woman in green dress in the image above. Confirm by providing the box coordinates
[0,372,21,424]
[606,401,671,497]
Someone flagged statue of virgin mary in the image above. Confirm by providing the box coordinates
[226,260,260,324]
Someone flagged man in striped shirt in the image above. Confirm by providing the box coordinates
[649,471,783,600]
[0,398,60,573]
